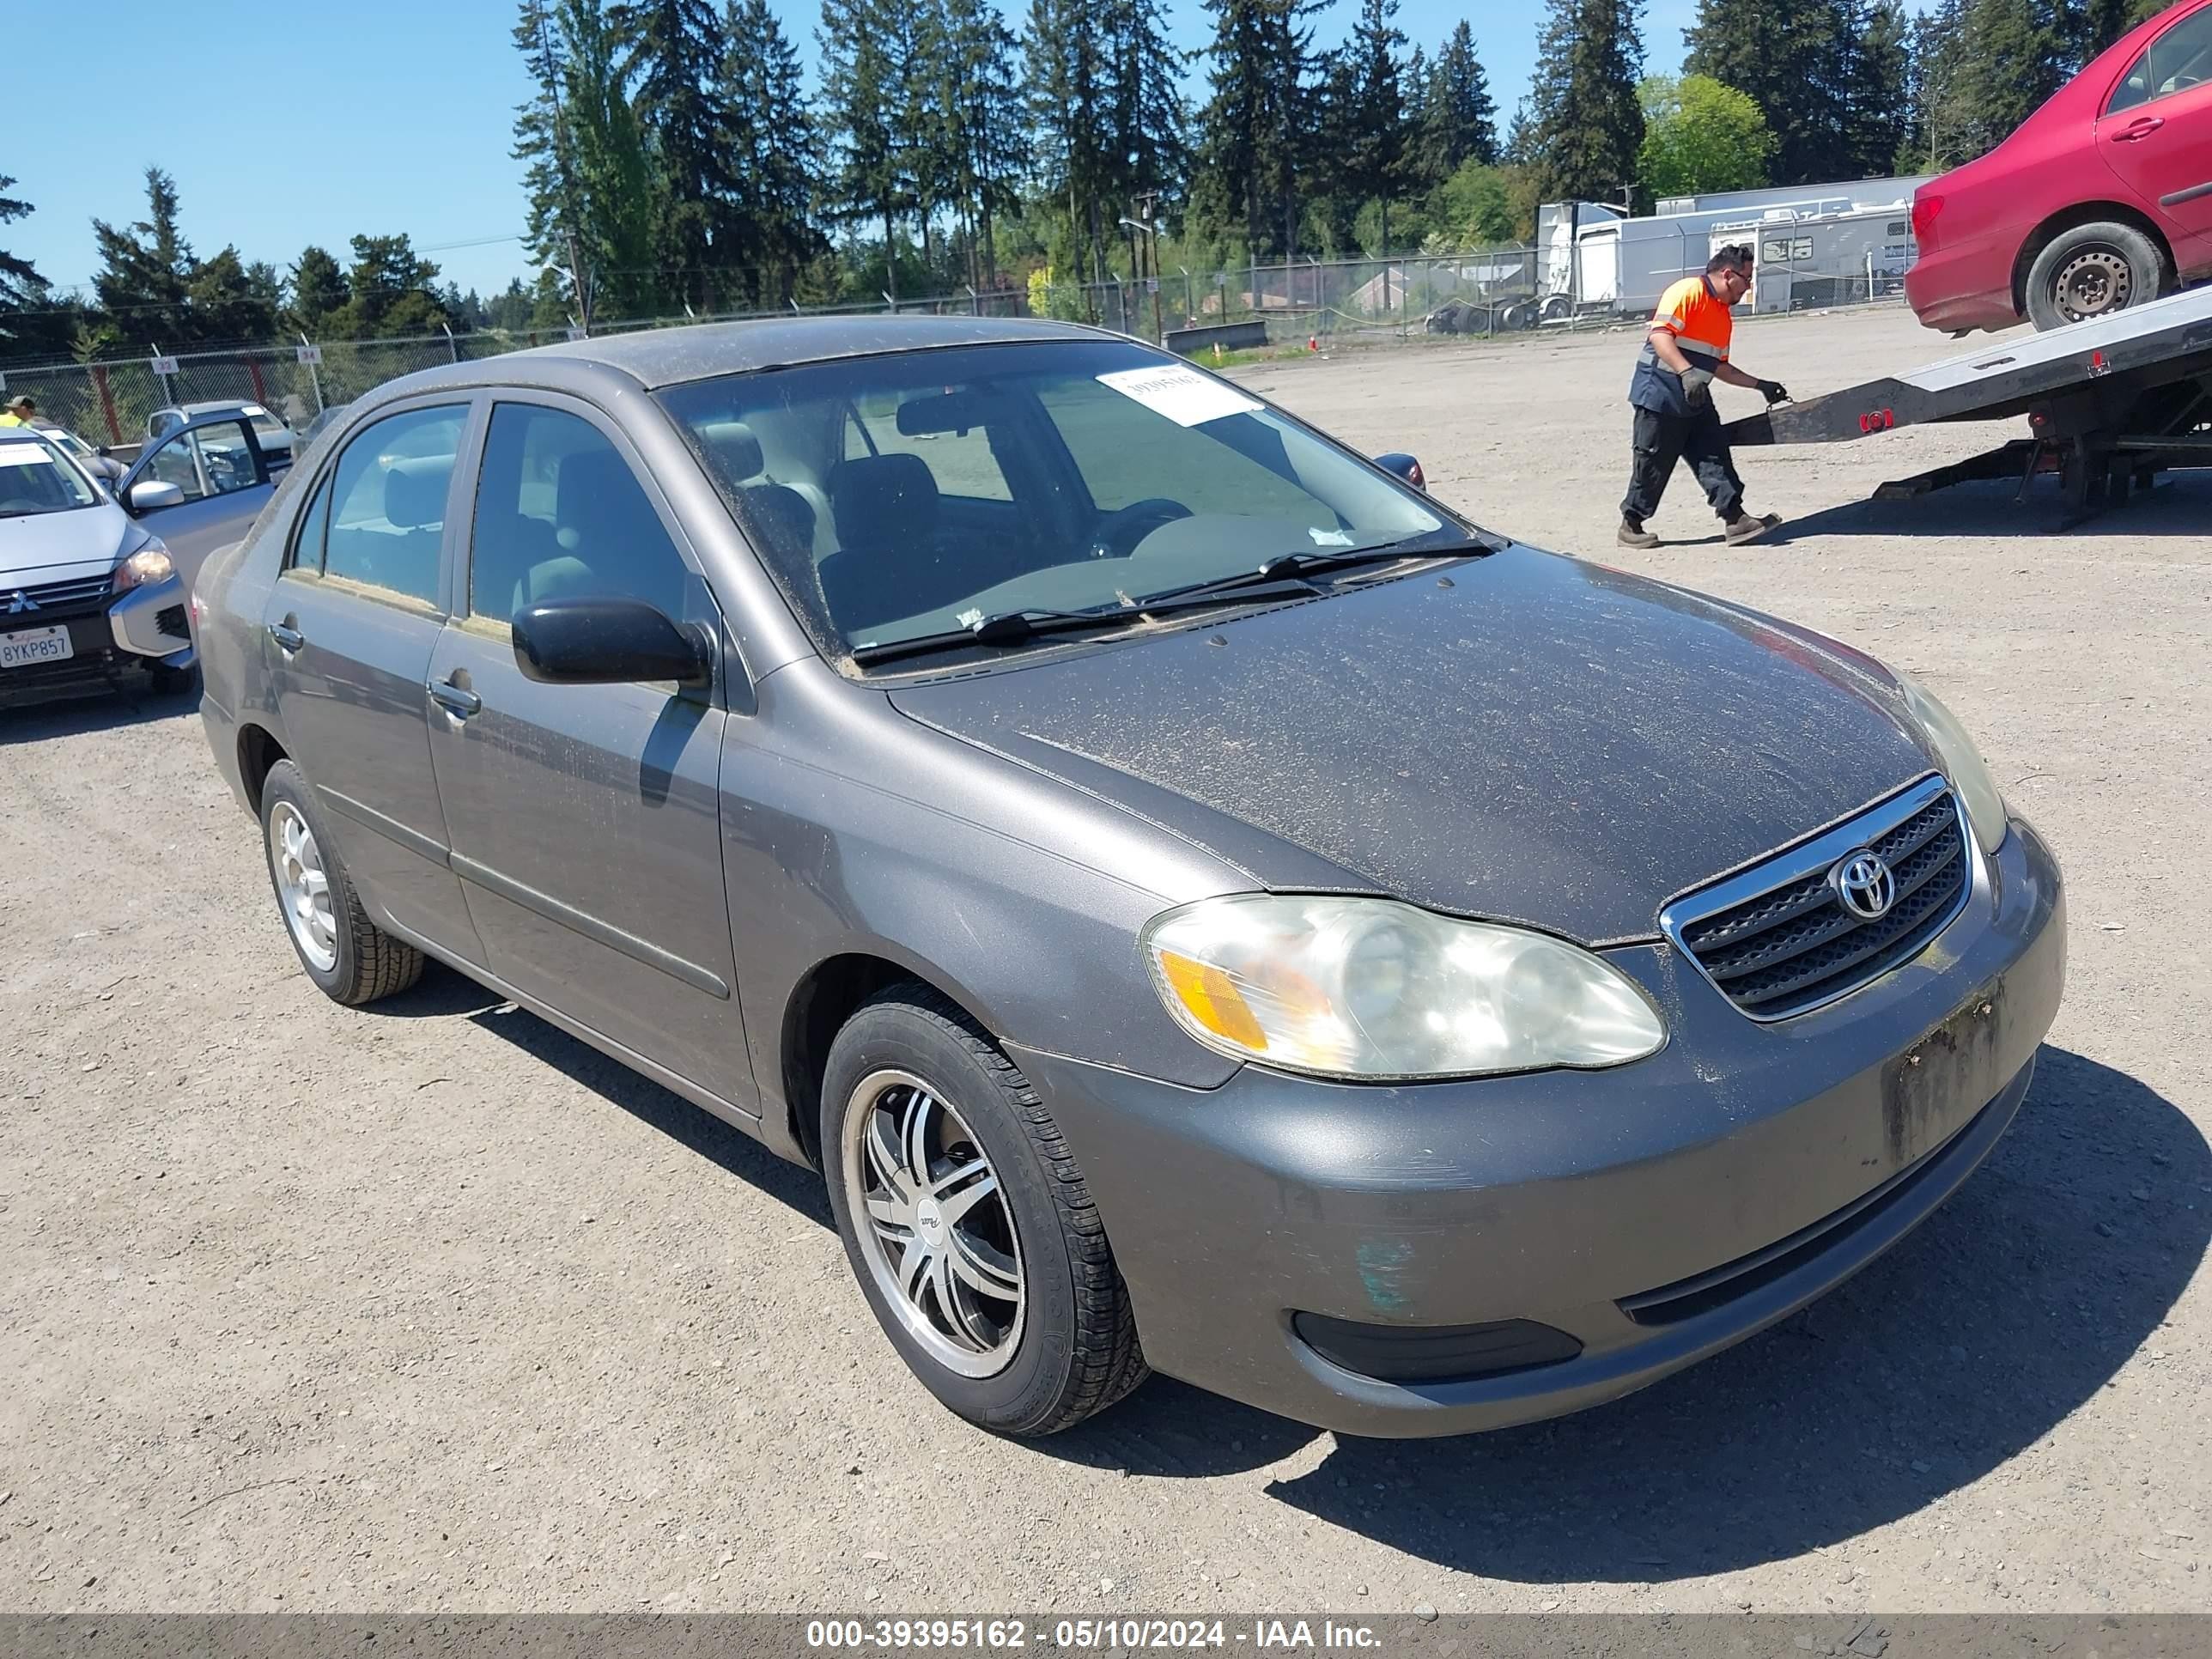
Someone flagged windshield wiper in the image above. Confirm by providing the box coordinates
[1129,536,1497,611]
[848,578,1321,668]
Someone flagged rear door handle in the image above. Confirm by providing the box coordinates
[428,678,482,720]
[2115,117,2165,141]
[266,621,304,653]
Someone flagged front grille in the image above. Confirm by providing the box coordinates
[3,570,114,622]
[1663,779,1972,1020]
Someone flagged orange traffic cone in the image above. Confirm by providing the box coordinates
[1307,334,1318,351]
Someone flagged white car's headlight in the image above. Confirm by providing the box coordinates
[112,539,173,592]
[1893,671,2008,856]
[1143,894,1667,1080]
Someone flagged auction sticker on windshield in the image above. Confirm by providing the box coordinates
[1097,364,1263,427]
[1,626,73,670]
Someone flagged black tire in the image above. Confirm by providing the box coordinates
[2025,222,2169,331]
[820,984,1148,1436]
[259,759,425,1006]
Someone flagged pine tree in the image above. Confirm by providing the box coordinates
[564,0,659,317]
[333,234,451,338]
[0,177,45,314]
[1192,0,1319,258]
[285,246,349,336]
[513,0,597,324]
[1522,0,1644,204]
[1844,0,1911,178]
[184,247,279,345]
[0,175,63,359]
[2070,0,2136,61]
[932,0,1029,289]
[1411,21,1498,188]
[89,167,195,349]
[1684,0,1854,186]
[1107,0,1192,224]
[819,0,920,301]
[1340,0,1411,253]
[717,0,826,307]
[1952,0,2069,160]
[616,0,734,307]
[1024,0,1112,282]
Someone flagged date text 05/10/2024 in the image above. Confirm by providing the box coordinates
[804,1619,1386,1650]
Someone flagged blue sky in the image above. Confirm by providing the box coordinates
[10,0,1720,301]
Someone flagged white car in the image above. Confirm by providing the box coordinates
[0,430,195,698]
[29,420,127,486]
[148,399,296,460]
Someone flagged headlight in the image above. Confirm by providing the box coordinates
[1143,894,1667,1080]
[112,541,174,592]
[1893,671,2008,856]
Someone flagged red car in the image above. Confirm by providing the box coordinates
[1907,0,2212,333]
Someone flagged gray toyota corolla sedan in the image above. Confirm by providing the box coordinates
[193,317,2065,1438]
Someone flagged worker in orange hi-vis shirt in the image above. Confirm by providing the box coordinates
[1619,243,1793,550]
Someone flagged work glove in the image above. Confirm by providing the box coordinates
[1679,367,1715,410]
[1758,380,1791,406]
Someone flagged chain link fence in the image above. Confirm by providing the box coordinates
[1,234,1911,452]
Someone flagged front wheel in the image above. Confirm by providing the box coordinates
[820,986,1147,1436]
[2026,222,2169,330]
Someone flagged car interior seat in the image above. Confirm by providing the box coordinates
[817,453,957,632]
[374,456,452,599]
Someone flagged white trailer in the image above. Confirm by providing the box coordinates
[1713,206,1918,315]
[1540,179,1923,319]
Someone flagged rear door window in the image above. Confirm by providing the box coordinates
[320,404,466,607]
[2108,7,2212,112]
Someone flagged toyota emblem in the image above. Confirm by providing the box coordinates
[1831,850,1898,921]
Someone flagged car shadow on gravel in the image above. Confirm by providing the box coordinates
[1043,1044,2209,1582]
[0,686,197,745]
[388,964,836,1224]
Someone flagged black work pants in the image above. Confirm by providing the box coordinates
[1621,404,1745,525]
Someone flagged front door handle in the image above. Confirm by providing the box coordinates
[428,678,482,720]
[266,620,304,653]
[2115,116,2166,141]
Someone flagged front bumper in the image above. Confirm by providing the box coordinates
[1013,818,2065,1437]
[0,574,192,698]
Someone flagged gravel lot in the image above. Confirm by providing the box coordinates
[3,304,2208,1615]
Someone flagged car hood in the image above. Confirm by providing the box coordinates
[0,500,129,586]
[889,544,1942,944]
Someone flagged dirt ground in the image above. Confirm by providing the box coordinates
[3,305,2208,1615]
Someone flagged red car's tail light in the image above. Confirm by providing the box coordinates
[1911,191,1944,252]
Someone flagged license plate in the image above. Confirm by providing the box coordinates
[0,624,74,670]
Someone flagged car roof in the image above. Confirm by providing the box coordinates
[375,313,1120,404]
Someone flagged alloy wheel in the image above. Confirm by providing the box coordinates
[842,1069,1025,1378]
[268,800,337,972]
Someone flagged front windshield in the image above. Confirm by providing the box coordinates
[0,437,99,518]
[659,339,1462,661]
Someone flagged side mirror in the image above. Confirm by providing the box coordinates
[96,444,113,459]
[511,596,709,687]
[128,479,187,513]
[1373,452,1427,491]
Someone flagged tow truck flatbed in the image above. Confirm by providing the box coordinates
[1724,285,2212,518]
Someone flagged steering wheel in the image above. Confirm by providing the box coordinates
[1086,497,1193,559]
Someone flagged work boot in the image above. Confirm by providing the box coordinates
[1617,518,1660,550]
[1723,511,1783,546]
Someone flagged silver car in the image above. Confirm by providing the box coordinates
[0,428,196,697]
